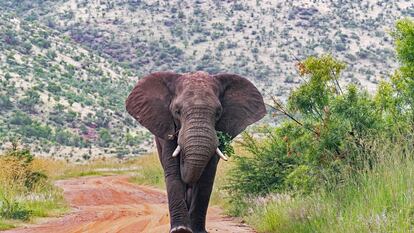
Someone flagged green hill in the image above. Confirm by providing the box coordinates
[0,13,151,161]
[2,0,413,96]
[1,1,413,160]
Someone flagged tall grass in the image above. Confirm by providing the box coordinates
[244,137,414,233]
[0,153,67,230]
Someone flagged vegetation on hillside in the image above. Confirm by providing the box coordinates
[1,0,412,96]
[223,18,414,232]
[0,13,151,161]
[1,1,413,160]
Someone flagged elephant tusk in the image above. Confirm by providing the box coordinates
[216,148,229,161]
[172,145,181,157]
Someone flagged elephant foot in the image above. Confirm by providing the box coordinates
[170,226,193,233]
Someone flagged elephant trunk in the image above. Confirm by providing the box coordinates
[179,108,218,184]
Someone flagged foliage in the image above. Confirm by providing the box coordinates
[0,12,151,161]
[246,136,414,233]
[217,131,234,157]
[0,140,65,227]
[0,94,13,111]
[228,55,384,203]
[389,18,414,123]
[1,139,46,189]
[223,19,414,233]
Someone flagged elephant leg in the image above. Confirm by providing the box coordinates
[188,155,219,233]
[156,138,192,233]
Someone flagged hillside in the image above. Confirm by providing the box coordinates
[0,13,152,161]
[2,0,413,96]
[1,1,413,160]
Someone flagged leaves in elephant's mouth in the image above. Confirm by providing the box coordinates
[217,131,234,157]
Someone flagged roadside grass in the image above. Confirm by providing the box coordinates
[0,156,67,230]
[128,152,165,189]
[55,159,141,179]
[244,140,414,233]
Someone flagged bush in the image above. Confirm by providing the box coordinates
[0,95,13,111]
[0,140,65,226]
[0,140,46,189]
[9,111,32,125]
[18,122,52,139]
[227,55,385,201]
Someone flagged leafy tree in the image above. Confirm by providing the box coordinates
[18,122,52,139]
[389,18,414,124]
[54,128,84,147]
[229,55,384,199]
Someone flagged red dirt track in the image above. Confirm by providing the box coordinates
[4,176,254,233]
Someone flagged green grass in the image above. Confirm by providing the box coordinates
[0,155,68,229]
[0,221,15,231]
[245,146,414,233]
[0,184,67,228]
[128,153,165,189]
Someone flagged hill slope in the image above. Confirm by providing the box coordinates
[1,1,413,160]
[2,0,413,96]
[0,13,151,161]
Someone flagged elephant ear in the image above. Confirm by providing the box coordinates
[125,72,181,140]
[215,74,266,138]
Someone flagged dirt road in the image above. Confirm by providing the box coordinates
[4,176,254,233]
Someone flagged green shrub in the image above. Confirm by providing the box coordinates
[228,55,385,201]
[9,111,32,125]
[18,122,52,140]
[0,95,13,111]
[0,140,65,226]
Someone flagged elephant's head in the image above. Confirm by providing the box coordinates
[126,71,266,184]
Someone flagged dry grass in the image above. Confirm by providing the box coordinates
[128,152,165,188]
[0,156,28,189]
[0,156,67,230]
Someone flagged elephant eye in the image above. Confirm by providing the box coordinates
[175,109,181,116]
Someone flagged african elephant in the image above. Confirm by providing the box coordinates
[125,71,266,233]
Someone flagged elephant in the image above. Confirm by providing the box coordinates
[125,71,266,233]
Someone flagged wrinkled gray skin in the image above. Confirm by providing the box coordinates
[126,71,266,233]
